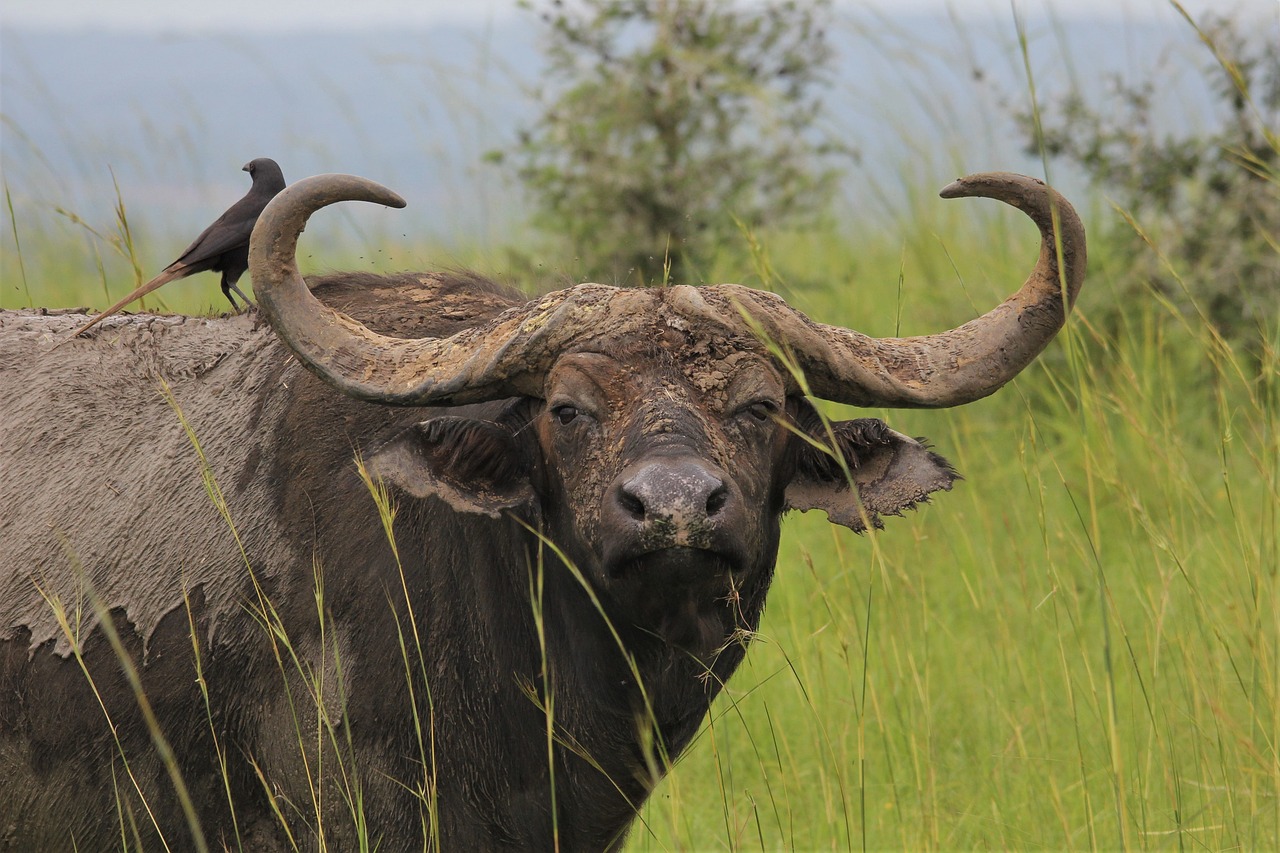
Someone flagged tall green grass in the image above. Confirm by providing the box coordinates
[11,173,1276,849]
[627,198,1278,850]
[4,6,1275,849]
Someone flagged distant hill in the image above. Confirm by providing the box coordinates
[0,11,1241,250]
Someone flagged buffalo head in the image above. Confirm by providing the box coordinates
[249,172,1085,657]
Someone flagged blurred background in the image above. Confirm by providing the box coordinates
[2,2,1276,850]
[2,0,1271,293]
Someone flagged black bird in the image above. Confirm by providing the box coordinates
[69,158,287,338]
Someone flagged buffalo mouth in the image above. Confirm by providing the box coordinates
[601,546,745,651]
[604,545,739,585]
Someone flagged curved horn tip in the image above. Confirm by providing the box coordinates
[378,185,409,209]
[345,178,406,210]
[286,173,408,210]
[938,171,1046,200]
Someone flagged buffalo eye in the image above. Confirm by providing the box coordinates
[737,400,778,423]
[553,405,580,425]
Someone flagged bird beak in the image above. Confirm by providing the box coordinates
[242,162,253,173]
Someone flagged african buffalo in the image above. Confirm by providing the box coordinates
[0,172,1085,850]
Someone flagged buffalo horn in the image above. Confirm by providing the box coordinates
[250,174,629,405]
[734,171,1087,408]
[252,172,1084,410]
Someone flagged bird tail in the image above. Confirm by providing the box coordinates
[63,265,191,341]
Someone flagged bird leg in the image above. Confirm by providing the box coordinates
[221,274,255,313]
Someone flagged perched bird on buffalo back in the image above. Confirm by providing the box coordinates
[68,157,287,339]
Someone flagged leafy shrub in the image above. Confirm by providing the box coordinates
[502,0,848,285]
[1016,14,1278,355]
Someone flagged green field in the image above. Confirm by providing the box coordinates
[575,180,1277,847]
[628,214,1279,850]
[6,174,1276,849]
[3,6,1277,847]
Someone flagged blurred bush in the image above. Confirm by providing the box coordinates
[498,0,850,286]
[1015,14,1278,359]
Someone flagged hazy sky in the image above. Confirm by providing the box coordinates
[2,0,1268,32]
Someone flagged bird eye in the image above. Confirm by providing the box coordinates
[553,405,580,425]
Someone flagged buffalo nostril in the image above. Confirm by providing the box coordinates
[618,489,646,521]
[705,484,729,516]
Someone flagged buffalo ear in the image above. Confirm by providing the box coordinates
[785,412,959,532]
[368,417,533,518]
